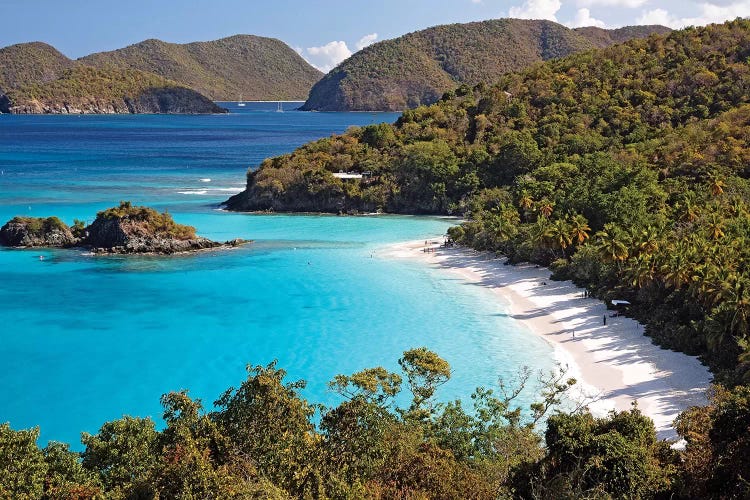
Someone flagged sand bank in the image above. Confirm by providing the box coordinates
[381,240,712,440]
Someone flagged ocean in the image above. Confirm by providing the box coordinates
[0,103,555,446]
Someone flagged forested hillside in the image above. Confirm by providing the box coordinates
[80,35,323,101]
[227,19,750,379]
[2,66,225,114]
[300,19,670,111]
[0,42,74,92]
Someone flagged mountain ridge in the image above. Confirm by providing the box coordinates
[300,19,671,111]
[80,34,323,101]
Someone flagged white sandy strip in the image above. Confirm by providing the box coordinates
[380,240,713,440]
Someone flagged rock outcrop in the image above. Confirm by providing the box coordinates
[7,86,225,115]
[0,203,250,255]
[0,217,77,247]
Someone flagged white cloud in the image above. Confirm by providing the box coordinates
[567,7,608,27]
[637,0,750,28]
[636,7,674,25]
[305,41,352,72]
[577,0,647,8]
[356,33,378,50]
[471,0,482,3]
[508,0,562,20]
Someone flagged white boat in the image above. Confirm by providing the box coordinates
[238,95,246,107]
[276,101,283,113]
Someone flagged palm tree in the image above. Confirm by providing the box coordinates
[595,224,629,266]
[661,244,694,290]
[705,212,726,240]
[677,192,700,223]
[518,190,534,210]
[625,254,655,288]
[537,198,554,219]
[634,226,661,257]
[547,219,573,258]
[709,177,726,197]
[568,214,591,245]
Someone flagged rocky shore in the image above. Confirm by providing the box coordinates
[0,203,249,255]
[5,87,226,115]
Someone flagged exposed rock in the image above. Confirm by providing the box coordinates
[223,169,374,213]
[0,93,10,113]
[0,217,78,247]
[0,203,250,255]
[7,86,226,115]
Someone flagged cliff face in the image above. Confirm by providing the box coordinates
[80,35,323,101]
[301,19,671,112]
[6,87,224,115]
[85,216,223,254]
[0,217,77,248]
[0,93,10,113]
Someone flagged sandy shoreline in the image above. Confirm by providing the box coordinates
[381,240,712,440]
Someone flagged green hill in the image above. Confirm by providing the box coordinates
[3,66,225,114]
[300,19,670,111]
[0,42,75,92]
[226,19,750,380]
[80,35,323,101]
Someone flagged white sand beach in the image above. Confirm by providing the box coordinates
[381,240,713,440]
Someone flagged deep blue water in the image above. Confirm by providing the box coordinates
[0,103,555,446]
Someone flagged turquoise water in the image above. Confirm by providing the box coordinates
[0,104,555,446]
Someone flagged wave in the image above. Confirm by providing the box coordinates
[177,186,244,196]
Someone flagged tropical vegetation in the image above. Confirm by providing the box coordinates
[301,19,669,111]
[80,35,322,101]
[228,19,750,381]
[4,348,746,499]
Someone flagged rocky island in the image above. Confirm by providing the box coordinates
[0,202,249,254]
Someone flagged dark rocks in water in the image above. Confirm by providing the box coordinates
[0,216,77,247]
[0,93,10,113]
[0,203,250,255]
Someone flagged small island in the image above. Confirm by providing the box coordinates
[0,202,249,254]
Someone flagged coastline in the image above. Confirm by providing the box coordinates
[381,240,712,440]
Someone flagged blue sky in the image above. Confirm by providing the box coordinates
[1,0,748,71]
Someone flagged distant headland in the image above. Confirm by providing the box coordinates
[0,34,322,114]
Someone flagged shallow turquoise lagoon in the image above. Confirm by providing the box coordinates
[0,105,555,446]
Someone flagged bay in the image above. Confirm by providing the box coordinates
[0,103,555,446]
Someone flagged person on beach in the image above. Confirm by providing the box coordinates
[603,314,607,326]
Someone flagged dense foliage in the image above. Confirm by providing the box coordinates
[0,34,320,113]
[5,216,68,237]
[228,20,750,380]
[96,201,198,241]
[3,66,225,114]
[301,19,669,111]
[4,349,749,498]
[0,42,74,93]
[80,35,322,101]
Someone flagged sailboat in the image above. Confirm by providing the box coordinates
[276,102,283,113]
[238,95,246,107]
